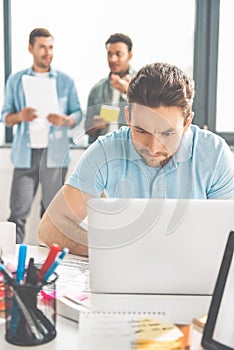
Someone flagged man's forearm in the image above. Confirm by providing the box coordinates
[37,213,88,256]
[5,112,22,127]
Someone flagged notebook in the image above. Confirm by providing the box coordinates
[202,230,234,350]
[78,310,191,350]
[87,199,234,323]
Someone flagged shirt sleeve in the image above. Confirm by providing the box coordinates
[207,141,234,199]
[1,74,15,123]
[84,87,101,131]
[66,139,107,197]
[66,78,83,127]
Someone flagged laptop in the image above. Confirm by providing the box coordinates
[87,198,234,323]
[202,230,234,350]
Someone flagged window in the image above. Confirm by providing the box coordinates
[10,0,195,109]
[1,0,195,145]
[216,0,233,132]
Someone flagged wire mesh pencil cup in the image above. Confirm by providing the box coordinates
[4,270,58,346]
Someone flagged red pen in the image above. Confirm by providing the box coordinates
[38,243,61,281]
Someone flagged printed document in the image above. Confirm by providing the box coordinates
[22,75,60,148]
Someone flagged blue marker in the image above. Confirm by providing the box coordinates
[9,244,27,337]
[16,244,27,284]
[58,247,69,260]
[43,248,69,281]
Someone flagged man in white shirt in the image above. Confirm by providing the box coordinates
[1,28,82,243]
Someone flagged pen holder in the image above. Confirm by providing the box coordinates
[4,271,58,346]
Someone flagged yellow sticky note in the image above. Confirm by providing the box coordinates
[131,318,184,349]
[100,105,120,122]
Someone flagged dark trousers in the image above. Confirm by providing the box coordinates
[8,149,67,243]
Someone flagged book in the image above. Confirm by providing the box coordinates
[192,314,207,333]
[78,311,192,349]
[37,253,90,322]
[100,104,120,122]
[56,294,91,322]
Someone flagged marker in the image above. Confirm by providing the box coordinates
[38,244,61,281]
[43,248,69,281]
[16,244,27,284]
[9,244,27,337]
[26,258,38,285]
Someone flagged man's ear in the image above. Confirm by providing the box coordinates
[125,106,131,127]
[184,112,194,131]
[28,44,33,54]
[128,51,133,61]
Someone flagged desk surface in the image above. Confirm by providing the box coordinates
[0,245,204,349]
[0,315,78,350]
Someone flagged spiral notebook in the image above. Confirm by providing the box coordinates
[78,310,191,350]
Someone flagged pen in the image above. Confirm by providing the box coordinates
[16,244,27,284]
[38,243,61,281]
[43,248,69,281]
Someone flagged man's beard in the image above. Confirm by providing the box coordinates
[138,149,172,168]
[110,69,129,78]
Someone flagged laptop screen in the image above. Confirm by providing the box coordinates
[202,231,234,350]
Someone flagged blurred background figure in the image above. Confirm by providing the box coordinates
[85,33,136,144]
[1,28,82,243]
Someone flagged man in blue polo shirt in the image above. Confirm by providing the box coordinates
[38,62,234,256]
[1,28,82,243]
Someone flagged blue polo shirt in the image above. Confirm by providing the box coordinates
[1,67,82,168]
[67,125,234,199]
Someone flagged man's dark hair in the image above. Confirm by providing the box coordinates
[105,33,133,52]
[127,62,195,120]
[29,28,53,45]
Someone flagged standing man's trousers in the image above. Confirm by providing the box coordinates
[8,149,67,243]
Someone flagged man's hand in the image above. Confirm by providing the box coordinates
[47,113,75,127]
[5,108,37,126]
[86,115,108,137]
[92,115,108,130]
[109,74,131,94]
[19,107,37,122]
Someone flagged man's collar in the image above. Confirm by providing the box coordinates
[27,66,57,77]
[174,127,193,162]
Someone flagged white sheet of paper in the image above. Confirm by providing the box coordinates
[22,75,60,147]
[22,74,59,118]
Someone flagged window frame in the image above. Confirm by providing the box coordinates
[193,0,234,145]
[3,0,12,143]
